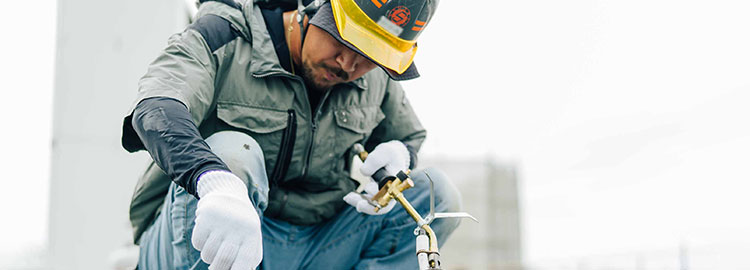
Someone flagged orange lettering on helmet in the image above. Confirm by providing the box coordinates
[412,20,425,31]
[387,6,411,27]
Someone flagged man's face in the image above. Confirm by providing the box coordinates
[300,25,378,92]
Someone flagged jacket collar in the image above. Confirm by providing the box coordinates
[243,2,287,77]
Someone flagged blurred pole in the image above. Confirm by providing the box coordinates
[50,0,187,269]
[636,253,645,270]
[679,241,689,270]
[486,159,522,270]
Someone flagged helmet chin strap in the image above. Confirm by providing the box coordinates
[296,0,327,51]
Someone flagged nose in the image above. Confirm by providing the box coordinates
[336,48,360,73]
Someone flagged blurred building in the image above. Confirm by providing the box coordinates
[50,0,189,269]
[422,158,523,270]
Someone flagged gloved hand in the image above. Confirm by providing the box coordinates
[359,140,410,177]
[345,140,409,215]
[343,181,397,215]
[192,170,263,270]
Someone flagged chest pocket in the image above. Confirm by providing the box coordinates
[216,103,296,184]
[332,105,385,173]
[334,106,385,134]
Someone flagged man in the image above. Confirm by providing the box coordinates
[121,0,461,269]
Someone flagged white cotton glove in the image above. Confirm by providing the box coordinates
[344,140,409,215]
[192,170,263,270]
[359,140,410,177]
[343,181,397,215]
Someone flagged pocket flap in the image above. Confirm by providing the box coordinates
[334,106,385,134]
[217,103,288,134]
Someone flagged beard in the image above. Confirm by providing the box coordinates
[300,58,349,92]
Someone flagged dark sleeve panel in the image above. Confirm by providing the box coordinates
[199,0,241,9]
[132,97,230,197]
[188,14,240,52]
[122,113,144,152]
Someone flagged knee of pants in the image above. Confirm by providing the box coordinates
[204,131,270,212]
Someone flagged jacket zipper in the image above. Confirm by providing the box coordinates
[299,90,331,181]
[253,71,330,182]
[270,109,296,184]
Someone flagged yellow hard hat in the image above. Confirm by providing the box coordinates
[309,0,439,80]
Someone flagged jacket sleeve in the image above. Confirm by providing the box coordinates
[122,28,219,152]
[367,78,427,168]
[132,97,230,197]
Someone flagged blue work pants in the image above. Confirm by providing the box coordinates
[138,131,462,270]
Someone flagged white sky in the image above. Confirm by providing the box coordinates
[2,0,750,267]
[402,0,750,266]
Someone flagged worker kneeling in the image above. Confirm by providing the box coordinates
[121,0,460,269]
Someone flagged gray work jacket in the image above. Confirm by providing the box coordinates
[121,0,426,243]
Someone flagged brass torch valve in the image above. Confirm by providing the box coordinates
[371,170,414,212]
